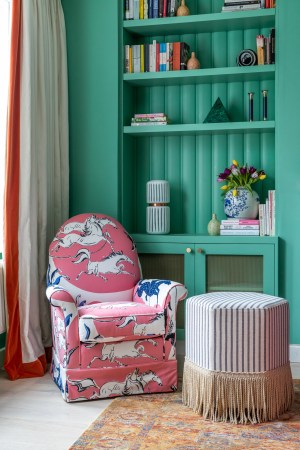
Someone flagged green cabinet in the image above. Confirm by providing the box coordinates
[134,234,278,338]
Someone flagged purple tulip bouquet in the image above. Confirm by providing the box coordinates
[218,160,266,196]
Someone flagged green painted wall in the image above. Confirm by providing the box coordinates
[61,0,120,218]
[62,0,300,344]
[276,0,300,344]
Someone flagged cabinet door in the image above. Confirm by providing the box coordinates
[136,242,195,338]
[195,243,276,296]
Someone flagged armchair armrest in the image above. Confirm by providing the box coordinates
[133,279,187,309]
[46,286,80,368]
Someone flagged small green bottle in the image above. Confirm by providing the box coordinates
[207,213,221,236]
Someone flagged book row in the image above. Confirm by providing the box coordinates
[259,190,275,236]
[124,0,180,20]
[256,29,275,65]
[124,41,190,74]
[220,219,260,235]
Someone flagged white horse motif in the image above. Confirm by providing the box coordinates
[88,339,158,368]
[52,215,117,251]
[73,250,135,281]
[68,377,100,392]
[117,313,165,336]
[99,368,163,398]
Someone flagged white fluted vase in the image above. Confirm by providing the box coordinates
[146,180,170,234]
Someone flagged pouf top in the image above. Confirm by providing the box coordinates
[187,292,287,310]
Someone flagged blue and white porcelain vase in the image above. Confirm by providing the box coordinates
[224,188,259,219]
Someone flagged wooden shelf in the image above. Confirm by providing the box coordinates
[124,121,275,136]
[124,65,275,86]
[123,9,275,37]
[132,234,278,244]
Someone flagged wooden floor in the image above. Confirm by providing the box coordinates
[0,364,300,450]
[0,370,112,450]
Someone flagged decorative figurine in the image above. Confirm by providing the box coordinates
[248,92,254,122]
[187,52,200,70]
[262,90,268,120]
[177,0,190,16]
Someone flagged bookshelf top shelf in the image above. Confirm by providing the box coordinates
[124,121,275,136]
[123,9,275,37]
[123,65,275,86]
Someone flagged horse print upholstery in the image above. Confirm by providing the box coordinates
[46,213,187,402]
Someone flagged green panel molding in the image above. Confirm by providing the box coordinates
[62,0,120,218]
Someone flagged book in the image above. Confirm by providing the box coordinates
[224,0,260,4]
[159,43,167,71]
[256,35,265,65]
[222,4,261,11]
[158,0,164,17]
[153,0,159,18]
[124,45,130,73]
[132,44,141,73]
[134,112,166,118]
[220,224,259,230]
[139,0,144,19]
[168,42,173,71]
[133,0,140,19]
[270,28,275,64]
[132,116,168,122]
[125,0,130,19]
[131,121,168,126]
[180,42,190,70]
[220,229,260,235]
[173,42,181,71]
[221,219,260,224]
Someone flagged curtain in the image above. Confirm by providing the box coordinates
[4,0,69,380]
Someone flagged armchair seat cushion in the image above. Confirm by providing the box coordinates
[78,302,165,343]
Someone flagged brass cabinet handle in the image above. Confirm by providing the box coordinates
[197,248,203,253]
[186,247,192,253]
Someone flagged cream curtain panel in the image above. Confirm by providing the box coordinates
[4,0,69,379]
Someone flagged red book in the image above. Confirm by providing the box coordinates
[173,42,181,71]
[266,0,270,7]
[163,0,167,17]
[156,42,160,72]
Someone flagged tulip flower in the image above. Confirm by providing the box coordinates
[217,161,267,195]
[221,185,229,190]
[259,174,266,180]
[232,160,238,166]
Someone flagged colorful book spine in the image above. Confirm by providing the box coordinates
[220,229,260,235]
[153,0,159,17]
[220,224,259,230]
[140,44,145,72]
[125,0,130,19]
[139,0,144,19]
[158,0,164,17]
[134,113,166,118]
[133,0,140,19]
[180,42,190,70]
[221,219,260,225]
[256,35,265,65]
[159,43,167,71]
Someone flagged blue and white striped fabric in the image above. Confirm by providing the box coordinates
[185,292,289,373]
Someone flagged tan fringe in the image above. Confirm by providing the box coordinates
[182,358,295,424]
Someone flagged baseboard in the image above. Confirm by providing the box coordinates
[290,344,300,363]
[0,347,5,369]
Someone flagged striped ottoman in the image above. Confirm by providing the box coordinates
[182,292,294,424]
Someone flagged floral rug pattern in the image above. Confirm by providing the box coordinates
[70,382,300,450]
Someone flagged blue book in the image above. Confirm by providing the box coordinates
[153,0,159,18]
[159,43,167,71]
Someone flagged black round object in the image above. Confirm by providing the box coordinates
[237,49,258,66]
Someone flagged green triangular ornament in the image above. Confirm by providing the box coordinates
[203,97,230,123]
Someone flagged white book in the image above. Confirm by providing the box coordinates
[220,229,260,235]
[224,0,260,3]
[220,224,259,230]
[129,0,134,19]
[132,45,141,73]
[124,45,130,73]
[144,0,148,19]
[133,0,140,19]
[265,198,270,236]
[222,4,261,11]
[149,44,155,72]
[259,204,265,236]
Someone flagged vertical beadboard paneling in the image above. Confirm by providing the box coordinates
[122,2,276,234]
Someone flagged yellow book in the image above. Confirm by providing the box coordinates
[140,45,144,73]
[139,0,144,19]
[256,35,265,65]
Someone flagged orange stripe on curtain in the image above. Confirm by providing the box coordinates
[4,0,46,380]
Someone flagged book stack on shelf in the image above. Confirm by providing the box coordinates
[220,219,260,236]
[222,0,275,12]
[124,41,190,73]
[259,190,276,236]
[256,28,275,65]
[131,113,170,126]
[124,0,180,20]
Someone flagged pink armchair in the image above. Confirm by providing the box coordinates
[46,213,187,402]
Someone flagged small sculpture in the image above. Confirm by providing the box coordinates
[187,52,200,70]
[177,0,190,16]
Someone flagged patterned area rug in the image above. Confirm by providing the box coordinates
[70,382,300,450]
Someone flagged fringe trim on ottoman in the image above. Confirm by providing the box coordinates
[182,358,294,424]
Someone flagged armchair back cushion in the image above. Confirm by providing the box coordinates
[48,213,141,304]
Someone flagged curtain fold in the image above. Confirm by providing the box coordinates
[4,0,69,380]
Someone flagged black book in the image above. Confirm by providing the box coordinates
[270,28,275,64]
[158,0,164,17]
[180,42,190,70]
[144,44,150,72]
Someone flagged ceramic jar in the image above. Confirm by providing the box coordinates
[187,52,200,70]
[177,0,190,16]
[224,188,259,219]
[207,213,221,236]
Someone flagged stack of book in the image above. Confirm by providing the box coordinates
[256,28,275,65]
[222,1,262,12]
[131,113,169,126]
[259,190,276,236]
[220,219,260,235]
[124,0,180,20]
[124,41,190,73]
